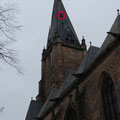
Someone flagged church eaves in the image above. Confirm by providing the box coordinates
[47,0,81,49]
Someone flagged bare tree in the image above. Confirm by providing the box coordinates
[0,107,4,113]
[0,2,22,74]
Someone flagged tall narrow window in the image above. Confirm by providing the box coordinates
[102,77,120,120]
[75,88,87,119]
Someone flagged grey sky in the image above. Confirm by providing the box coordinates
[0,0,120,120]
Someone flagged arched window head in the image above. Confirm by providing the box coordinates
[102,75,120,120]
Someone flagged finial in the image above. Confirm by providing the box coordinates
[90,41,92,46]
[31,97,33,100]
[82,36,84,39]
[117,9,119,15]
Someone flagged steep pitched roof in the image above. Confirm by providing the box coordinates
[25,100,44,120]
[37,88,58,119]
[81,15,120,73]
[97,15,120,56]
[47,0,80,48]
[74,15,120,77]
[76,46,100,74]
[55,70,76,98]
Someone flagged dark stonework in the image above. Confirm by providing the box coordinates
[25,0,120,120]
[36,0,87,99]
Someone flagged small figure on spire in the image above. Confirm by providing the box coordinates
[117,9,119,16]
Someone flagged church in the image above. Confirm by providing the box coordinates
[25,0,120,120]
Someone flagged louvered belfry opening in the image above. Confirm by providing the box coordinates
[102,76,120,120]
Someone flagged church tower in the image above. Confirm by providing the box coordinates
[36,0,87,100]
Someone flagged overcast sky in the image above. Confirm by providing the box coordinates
[0,0,120,120]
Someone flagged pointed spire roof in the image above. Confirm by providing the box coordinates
[47,0,81,49]
[97,13,120,56]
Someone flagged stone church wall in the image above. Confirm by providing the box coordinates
[44,42,120,120]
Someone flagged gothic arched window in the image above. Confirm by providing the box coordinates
[102,77,120,120]
[75,88,87,120]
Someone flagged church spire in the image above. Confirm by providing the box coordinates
[47,0,81,49]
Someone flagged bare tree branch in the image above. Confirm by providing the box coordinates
[0,1,23,74]
[0,107,4,113]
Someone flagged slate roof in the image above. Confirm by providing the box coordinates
[25,100,44,120]
[55,70,76,98]
[37,88,58,119]
[76,46,100,74]
[47,0,80,48]
[76,15,120,75]
[77,14,120,74]
[97,15,120,57]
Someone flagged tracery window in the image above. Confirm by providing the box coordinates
[102,77,120,120]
